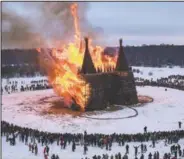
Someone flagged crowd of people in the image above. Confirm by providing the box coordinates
[2,74,184,95]
[135,75,184,91]
[1,79,51,94]
[2,120,184,159]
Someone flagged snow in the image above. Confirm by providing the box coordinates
[132,66,184,80]
[2,86,184,134]
[2,136,184,159]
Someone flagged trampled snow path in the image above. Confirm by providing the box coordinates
[2,86,184,134]
[2,137,184,159]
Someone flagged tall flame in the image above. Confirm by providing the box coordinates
[37,3,117,111]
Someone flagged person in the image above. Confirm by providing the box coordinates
[178,121,182,128]
[84,144,88,155]
[121,138,125,146]
[60,137,64,149]
[55,155,59,159]
[134,146,139,156]
[63,140,67,149]
[123,153,128,159]
[152,139,155,148]
[144,126,147,133]
[41,136,44,146]
[174,150,177,158]
[179,149,182,157]
[6,133,9,142]
[72,141,76,152]
[12,133,16,145]
[109,140,112,151]
[31,143,34,153]
[43,147,48,159]
[84,131,87,144]
[140,154,144,159]
[153,152,157,159]
[148,153,152,159]
[29,142,32,151]
[140,143,144,153]
[34,143,38,155]
[51,154,56,159]
[156,151,159,159]
[126,144,129,154]
[164,153,168,159]
[25,135,28,145]
[57,138,59,146]
[45,145,49,156]
[168,153,171,159]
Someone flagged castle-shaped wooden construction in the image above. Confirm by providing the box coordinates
[80,38,138,111]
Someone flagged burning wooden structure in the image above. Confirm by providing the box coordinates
[80,38,138,111]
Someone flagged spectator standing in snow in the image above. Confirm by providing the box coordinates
[123,153,128,159]
[43,147,48,159]
[144,126,147,133]
[133,146,139,157]
[51,154,55,159]
[84,144,88,155]
[44,145,49,158]
[148,152,152,159]
[35,143,38,155]
[72,141,76,152]
[178,121,182,129]
[140,143,144,153]
[126,144,129,154]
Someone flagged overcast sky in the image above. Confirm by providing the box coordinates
[3,2,184,46]
[87,2,184,45]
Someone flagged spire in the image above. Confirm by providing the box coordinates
[115,39,129,71]
[81,38,96,74]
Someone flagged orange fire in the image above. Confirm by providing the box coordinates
[37,3,117,111]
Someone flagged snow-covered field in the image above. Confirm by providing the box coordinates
[2,86,184,134]
[133,66,184,80]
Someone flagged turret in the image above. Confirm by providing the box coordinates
[115,39,129,71]
[80,38,96,74]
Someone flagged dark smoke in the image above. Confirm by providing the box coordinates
[2,2,104,49]
[2,6,45,49]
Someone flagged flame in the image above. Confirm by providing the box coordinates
[37,3,117,111]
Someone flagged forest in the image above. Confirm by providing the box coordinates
[2,44,184,77]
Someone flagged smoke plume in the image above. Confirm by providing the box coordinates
[2,2,104,49]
